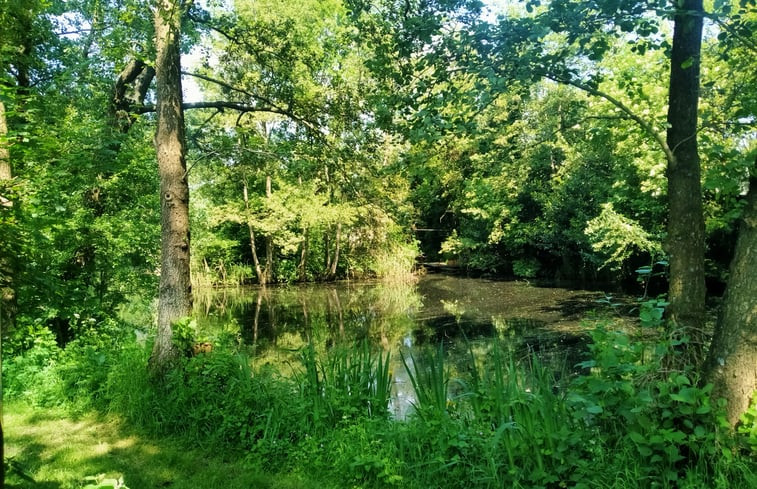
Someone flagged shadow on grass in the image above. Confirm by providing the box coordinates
[4,402,316,489]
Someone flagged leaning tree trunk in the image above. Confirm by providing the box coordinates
[264,174,274,283]
[707,175,757,426]
[242,177,265,284]
[665,0,707,364]
[150,0,192,372]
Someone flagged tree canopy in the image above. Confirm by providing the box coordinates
[0,0,755,419]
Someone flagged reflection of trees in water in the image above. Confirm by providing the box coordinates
[195,277,603,416]
[194,277,600,381]
[195,281,422,358]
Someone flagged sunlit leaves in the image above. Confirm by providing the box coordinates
[585,202,663,270]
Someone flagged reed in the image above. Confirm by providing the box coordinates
[296,341,394,428]
[400,344,450,418]
[371,244,419,284]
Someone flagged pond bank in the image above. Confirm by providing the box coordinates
[3,401,319,489]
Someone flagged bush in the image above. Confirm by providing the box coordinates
[4,318,755,489]
[2,322,62,403]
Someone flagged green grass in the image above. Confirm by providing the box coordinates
[4,324,757,489]
[3,401,322,489]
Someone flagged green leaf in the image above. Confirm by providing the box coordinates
[586,404,603,414]
[680,57,694,69]
[695,404,711,414]
[670,386,697,404]
[629,431,645,444]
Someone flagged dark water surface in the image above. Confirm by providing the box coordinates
[195,274,619,417]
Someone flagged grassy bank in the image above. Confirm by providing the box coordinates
[3,319,756,488]
[3,401,319,489]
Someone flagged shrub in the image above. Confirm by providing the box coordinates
[2,322,62,403]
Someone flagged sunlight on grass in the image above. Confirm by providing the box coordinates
[4,401,323,489]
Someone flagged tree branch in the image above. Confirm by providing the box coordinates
[134,100,320,133]
[181,70,252,97]
[541,72,675,166]
[178,71,320,132]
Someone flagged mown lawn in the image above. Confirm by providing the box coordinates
[3,401,319,489]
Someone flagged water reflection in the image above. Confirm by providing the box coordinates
[195,275,617,417]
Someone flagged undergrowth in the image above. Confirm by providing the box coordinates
[3,317,757,489]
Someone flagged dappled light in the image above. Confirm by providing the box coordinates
[2,0,756,487]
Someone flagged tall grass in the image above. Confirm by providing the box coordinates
[396,341,588,486]
[5,322,757,489]
[400,344,450,417]
[371,244,419,283]
[191,262,251,290]
[296,341,393,427]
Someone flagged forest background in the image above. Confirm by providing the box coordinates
[1,0,756,488]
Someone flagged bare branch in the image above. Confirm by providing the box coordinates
[179,71,321,132]
[134,100,320,133]
[181,70,253,97]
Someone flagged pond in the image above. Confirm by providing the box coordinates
[195,274,624,418]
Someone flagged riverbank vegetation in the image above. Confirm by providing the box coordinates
[2,0,756,487]
[5,317,756,488]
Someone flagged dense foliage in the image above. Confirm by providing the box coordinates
[1,1,753,305]
[4,316,756,487]
[2,0,756,486]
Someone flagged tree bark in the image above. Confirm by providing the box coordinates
[264,174,273,283]
[299,227,309,282]
[111,59,155,132]
[0,99,11,488]
[0,101,9,182]
[665,0,707,363]
[329,223,342,279]
[150,0,192,372]
[1,99,16,339]
[243,177,265,284]
[706,175,757,426]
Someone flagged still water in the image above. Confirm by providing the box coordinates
[195,274,616,418]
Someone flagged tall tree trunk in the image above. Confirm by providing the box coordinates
[665,0,706,363]
[264,174,273,283]
[0,100,15,329]
[243,177,265,284]
[706,175,757,426]
[0,101,10,181]
[299,227,309,282]
[150,0,192,372]
[0,98,11,488]
[329,223,342,279]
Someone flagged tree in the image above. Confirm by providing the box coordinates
[150,0,192,371]
[665,0,707,359]
[347,0,756,422]
[707,174,757,426]
[702,1,757,427]
[0,99,14,331]
[0,93,10,489]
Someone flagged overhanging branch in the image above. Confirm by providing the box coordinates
[133,100,319,132]
[541,72,676,166]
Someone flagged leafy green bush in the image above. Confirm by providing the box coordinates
[737,399,757,455]
[512,257,541,278]
[2,322,61,402]
[569,323,734,486]
[5,317,755,489]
